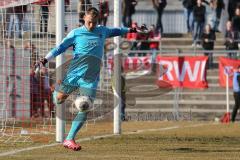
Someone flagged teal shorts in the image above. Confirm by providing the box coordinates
[57,82,97,99]
[55,55,101,99]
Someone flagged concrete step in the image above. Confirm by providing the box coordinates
[126,108,232,114]
[126,93,234,101]
[102,83,225,91]
[133,99,234,106]
[161,40,226,46]
[161,45,226,50]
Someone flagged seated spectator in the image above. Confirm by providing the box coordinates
[201,24,215,69]
[148,24,161,72]
[136,24,150,56]
[126,22,139,40]
[126,22,139,56]
[224,21,239,59]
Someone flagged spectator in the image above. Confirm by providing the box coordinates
[30,67,40,118]
[39,67,54,117]
[182,0,195,32]
[126,22,139,55]
[98,0,109,26]
[148,24,161,72]
[77,0,92,26]
[205,0,217,30]
[17,5,27,35]
[224,21,239,59]
[136,24,149,56]
[192,0,206,47]
[24,41,39,67]
[228,0,240,21]
[214,0,225,32]
[64,0,70,32]
[5,7,14,38]
[232,8,240,36]
[201,24,215,69]
[40,1,50,33]
[6,6,22,38]
[121,68,126,121]
[122,0,138,27]
[231,66,240,122]
[152,0,167,34]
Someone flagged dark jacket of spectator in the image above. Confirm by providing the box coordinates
[228,0,240,20]
[225,31,239,50]
[232,15,240,33]
[193,5,206,23]
[122,0,137,27]
[153,0,167,9]
[216,0,225,11]
[14,5,27,14]
[215,0,225,21]
[201,29,215,50]
[122,0,137,16]
[182,0,195,9]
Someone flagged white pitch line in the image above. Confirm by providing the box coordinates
[0,123,217,157]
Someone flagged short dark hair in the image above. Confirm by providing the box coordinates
[86,7,99,18]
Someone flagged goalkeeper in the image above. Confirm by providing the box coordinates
[39,7,137,151]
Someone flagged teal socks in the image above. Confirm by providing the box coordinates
[66,111,87,140]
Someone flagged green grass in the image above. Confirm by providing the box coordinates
[1,122,240,160]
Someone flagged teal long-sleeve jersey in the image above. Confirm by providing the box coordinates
[45,25,129,94]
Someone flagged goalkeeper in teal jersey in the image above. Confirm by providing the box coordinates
[39,7,137,151]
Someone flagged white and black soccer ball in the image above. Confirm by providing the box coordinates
[74,96,93,112]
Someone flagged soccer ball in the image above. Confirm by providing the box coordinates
[74,96,93,112]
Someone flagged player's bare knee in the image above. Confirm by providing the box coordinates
[74,96,93,112]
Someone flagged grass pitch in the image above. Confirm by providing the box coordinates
[1,121,240,160]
